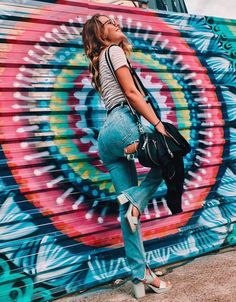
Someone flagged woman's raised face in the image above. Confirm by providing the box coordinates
[98,15,126,45]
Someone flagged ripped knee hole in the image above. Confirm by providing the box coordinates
[124,142,139,154]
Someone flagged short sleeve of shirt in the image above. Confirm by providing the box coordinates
[109,45,129,71]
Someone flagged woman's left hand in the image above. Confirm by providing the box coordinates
[155,122,169,136]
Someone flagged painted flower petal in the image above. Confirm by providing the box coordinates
[86,256,128,282]
[146,246,171,264]
[194,205,229,251]
[36,236,87,284]
[221,90,236,123]
[170,235,198,256]
[218,168,236,197]
[222,89,236,106]
[206,57,234,82]
[0,195,37,241]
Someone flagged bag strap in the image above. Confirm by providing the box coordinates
[126,59,161,120]
[104,45,145,134]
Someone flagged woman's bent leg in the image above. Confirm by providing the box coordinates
[121,166,163,214]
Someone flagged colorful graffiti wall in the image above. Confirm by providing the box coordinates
[0,0,235,301]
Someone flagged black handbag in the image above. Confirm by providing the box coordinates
[137,121,190,179]
[105,45,191,179]
[137,122,190,166]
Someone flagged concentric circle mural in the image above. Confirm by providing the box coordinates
[0,1,235,301]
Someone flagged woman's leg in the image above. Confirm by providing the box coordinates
[121,166,163,215]
[105,157,148,282]
[99,150,163,281]
[97,107,163,282]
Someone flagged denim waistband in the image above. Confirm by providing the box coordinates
[107,102,128,115]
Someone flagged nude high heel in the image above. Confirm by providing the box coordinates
[117,194,139,233]
[125,203,139,233]
[145,270,172,294]
[132,270,172,299]
[132,282,145,299]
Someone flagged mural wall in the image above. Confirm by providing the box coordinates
[0,0,235,301]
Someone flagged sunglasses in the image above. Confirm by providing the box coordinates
[101,18,118,27]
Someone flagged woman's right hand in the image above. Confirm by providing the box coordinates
[155,122,169,136]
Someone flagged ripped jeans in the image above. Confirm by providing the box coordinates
[97,104,163,282]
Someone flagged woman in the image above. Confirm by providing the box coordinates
[82,14,173,298]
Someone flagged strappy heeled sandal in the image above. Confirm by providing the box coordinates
[132,270,172,299]
[117,193,139,233]
[145,270,172,294]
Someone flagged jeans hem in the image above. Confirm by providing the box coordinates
[131,263,151,283]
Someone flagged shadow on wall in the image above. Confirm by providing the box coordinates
[0,0,235,301]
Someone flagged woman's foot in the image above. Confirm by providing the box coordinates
[125,203,140,233]
[117,194,140,233]
[132,205,140,217]
[132,270,172,299]
[144,269,172,293]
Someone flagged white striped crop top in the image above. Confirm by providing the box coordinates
[99,45,129,111]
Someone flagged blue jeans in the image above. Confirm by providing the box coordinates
[98,104,163,282]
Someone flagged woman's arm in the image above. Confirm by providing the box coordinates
[115,65,168,135]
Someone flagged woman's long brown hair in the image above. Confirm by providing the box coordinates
[82,14,132,93]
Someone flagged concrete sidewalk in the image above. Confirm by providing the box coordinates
[56,247,236,302]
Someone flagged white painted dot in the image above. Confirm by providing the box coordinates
[20,142,28,149]
[56,197,64,205]
[98,217,103,224]
[34,169,41,176]
[85,213,92,219]
[13,116,20,122]
[72,204,78,210]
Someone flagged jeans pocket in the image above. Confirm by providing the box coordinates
[116,111,139,144]
[99,109,140,160]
